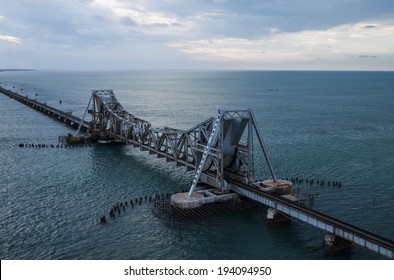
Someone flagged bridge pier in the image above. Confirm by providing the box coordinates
[324,233,352,254]
[171,189,237,209]
[266,208,291,224]
[171,192,205,209]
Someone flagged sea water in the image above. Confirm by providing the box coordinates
[0,70,393,259]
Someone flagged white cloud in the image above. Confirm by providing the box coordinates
[168,21,394,68]
[92,0,192,31]
[1,0,394,70]
[0,35,22,44]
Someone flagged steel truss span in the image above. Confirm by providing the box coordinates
[88,89,276,191]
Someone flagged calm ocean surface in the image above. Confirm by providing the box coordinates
[0,70,393,260]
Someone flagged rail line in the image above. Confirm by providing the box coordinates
[0,86,90,131]
[2,86,393,259]
[230,180,394,259]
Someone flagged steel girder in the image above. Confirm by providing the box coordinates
[88,90,275,190]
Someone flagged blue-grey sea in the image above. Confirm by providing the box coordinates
[0,70,393,260]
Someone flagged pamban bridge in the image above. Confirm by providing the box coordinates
[1,85,394,259]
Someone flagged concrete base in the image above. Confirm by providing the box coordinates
[324,234,352,254]
[267,208,291,224]
[171,192,205,209]
[171,189,238,209]
[252,179,292,195]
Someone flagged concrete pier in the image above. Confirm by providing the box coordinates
[324,233,352,254]
[267,208,291,224]
[252,179,292,195]
[171,189,237,209]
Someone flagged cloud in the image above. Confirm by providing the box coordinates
[0,35,22,44]
[163,0,394,38]
[359,55,377,58]
[1,0,394,70]
[168,21,394,67]
[119,16,137,26]
[93,0,187,27]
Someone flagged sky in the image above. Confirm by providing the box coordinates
[1,0,394,70]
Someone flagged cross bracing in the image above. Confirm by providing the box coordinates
[87,90,276,191]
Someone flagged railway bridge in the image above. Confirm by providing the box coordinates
[84,89,394,259]
[1,86,394,259]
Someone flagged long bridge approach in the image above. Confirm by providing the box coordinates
[0,86,90,132]
[2,86,394,259]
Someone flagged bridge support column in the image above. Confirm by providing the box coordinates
[323,233,352,254]
[171,190,237,209]
[266,208,290,224]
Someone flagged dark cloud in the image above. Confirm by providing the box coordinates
[4,0,394,43]
[149,22,182,28]
[1,0,393,70]
[119,16,137,26]
[167,0,394,38]
[359,55,377,58]
[151,23,171,27]
[1,0,123,48]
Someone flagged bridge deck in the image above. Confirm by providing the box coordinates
[0,87,90,131]
[230,180,394,259]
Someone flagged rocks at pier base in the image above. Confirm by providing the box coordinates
[266,208,291,224]
[324,233,352,254]
[66,134,85,144]
[171,189,238,209]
